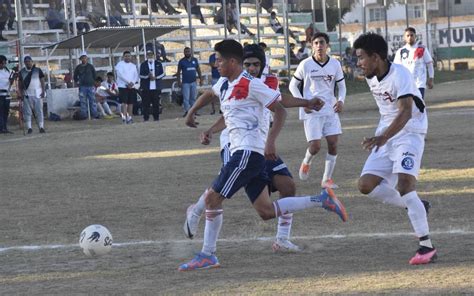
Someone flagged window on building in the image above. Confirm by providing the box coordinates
[454,0,461,4]
[409,4,423,19]
[369,7,385,22]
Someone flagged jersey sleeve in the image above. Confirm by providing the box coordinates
[250,77,280,108]
[38,68,45,79]
[395,66,420,100]
[293,60,305,81]
[393,49,402,64]
[423,49,433,64]
[335,61,345,82]
[211,77,226,97]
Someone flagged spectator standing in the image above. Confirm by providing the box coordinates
[115,50,139,124]
[139,50,165,122]
[0,55,14,133]
[18,56,46,134]
[208,52,220,114]
[73,51,98,119]
[269,11,297,40]
[176,47,203,117]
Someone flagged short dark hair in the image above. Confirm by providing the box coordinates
[95,76,103,82]
[405,27,416,34]
[0,55,6,63]
[214,39,243,63]
[312,32,330,44]
[123,51,131,56]
[353,32,388,60]
[106,72,114,77]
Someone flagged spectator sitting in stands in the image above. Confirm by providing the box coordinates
[46,2,67,30]
[260,0,273,13]
[289,43,299,65]
[228,3,254,36]
[179,0,206,24]
[0,3,9,41]
[1,0,14,31]
[296,40,310,61]
[148,0,180,15]
[94,76,114,119]
[269,11,297,40]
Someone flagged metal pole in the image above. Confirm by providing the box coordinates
[405,0,409,28]
[147,0,153,25]
[311,0,315,23]
[384,0,388,41]
[223,0,228,39]
[131,0,137,25]
[362,0,366,34]
[338,0,342,59]
[255,0,260,42]
[186,0,194,53]
[236,0,241,42]
[14,0,25,67]
[322,0,327,31]
[283,0,290,79]
[447,0,451,71]
[71,0,78,36]
[46,48,51,89]
[63,0,74,75]
[104,0,111,27]
[423,0,429,50]
[141,28,147,61]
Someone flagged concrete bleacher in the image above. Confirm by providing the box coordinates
[1,1,318,94]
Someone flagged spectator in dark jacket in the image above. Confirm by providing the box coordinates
[73,51,98,119]
[139,50,164,121]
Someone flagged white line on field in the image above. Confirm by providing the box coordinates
[0,229,471,254]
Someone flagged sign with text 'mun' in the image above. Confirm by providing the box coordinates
[438,25,474,48]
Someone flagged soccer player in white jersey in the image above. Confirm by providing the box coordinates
[353,33,437,265]
[183,44,339,254]
[394,27,434,99]
[289,32,347,189]
[179,39,348,271]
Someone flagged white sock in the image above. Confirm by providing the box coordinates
[273,194,324,216]
[201,209,223,256]
[276,213,293,240]
[193,189,207,216]
[368,180,406,208]
[303,148,315,164]
[322,153,337,182]
[404,191,430,238]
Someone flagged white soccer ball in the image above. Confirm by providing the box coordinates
[79,224,113,257]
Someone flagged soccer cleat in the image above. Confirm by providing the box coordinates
[321,188,348,222]
[27,128,33,134]
[409,246,437,265]
[299,162,311,181]
[183,204,201,239]
[272,238,303,253]
[178,252,220,271]
[321,179,339,189]
[39,128,46,133]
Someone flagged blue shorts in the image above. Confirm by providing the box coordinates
[220,143,231,166]
[265,157,293,192]
[212,150,269,203]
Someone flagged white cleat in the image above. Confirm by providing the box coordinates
[272,238,303,253]
[299,161,311,181]
[183,204,201,239]
[321,179,339,189]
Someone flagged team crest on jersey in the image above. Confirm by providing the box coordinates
[401,48,410,60]
[382,91,394,102]
[401,157,414,170]
[323,75,334,82]
[229,77,250,100]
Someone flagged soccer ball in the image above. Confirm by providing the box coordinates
[79,224,113,257]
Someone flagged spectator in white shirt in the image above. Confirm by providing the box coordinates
[115,50,139,124]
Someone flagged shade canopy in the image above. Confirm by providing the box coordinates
[43,25,182,50]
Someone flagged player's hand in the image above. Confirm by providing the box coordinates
[333,101,344,113]
[185,111,198,128]
[362,135,388,152]
[427,78,434,89]
[200,130,212,145]
[307,97,325,111]
[264,141,277,161]
[303,107,314,114]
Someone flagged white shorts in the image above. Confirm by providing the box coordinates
[303,114,342,142]
[361,131,425,186]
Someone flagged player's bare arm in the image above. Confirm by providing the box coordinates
[200,116,226,145]
[362,97,413,152]
[185,89,218,128]
[265,100,287,160]
[279,93,325,111]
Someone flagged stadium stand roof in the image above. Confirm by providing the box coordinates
[43,25,182,50]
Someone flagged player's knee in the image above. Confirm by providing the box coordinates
[397,179,416,196]
[358,178,375,195]
[279,183,296,197]
[309,142,321,154]
[204,189,223,209]
[256,205,275,221]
